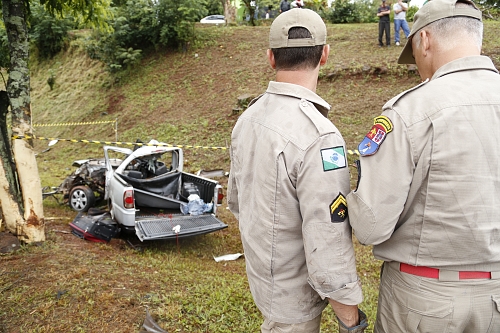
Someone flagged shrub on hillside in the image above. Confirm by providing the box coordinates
[29,3,76,59]
[325,0,361,23]
[85,0,207,72]
[323,0,378,24]
[156,0,208,46]
[306,0,329,13]
[205,0,224,15]
[356,0,378,23]
[406,5,419,21]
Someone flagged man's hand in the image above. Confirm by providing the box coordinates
[328,299,359,327]
[337,309,368,333]
[327,299,368,332]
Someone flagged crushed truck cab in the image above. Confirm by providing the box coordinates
[104,143,227,241]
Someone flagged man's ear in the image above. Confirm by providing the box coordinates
[420,30,430,57]
[319,44,330,66]
[267,49,276,69]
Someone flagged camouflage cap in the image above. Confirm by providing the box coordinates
[269,9,327,48]
[398,0,482,64]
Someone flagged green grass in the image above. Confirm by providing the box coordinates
[2,20,500,332]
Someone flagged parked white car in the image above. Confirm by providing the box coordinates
[200,15,225,25]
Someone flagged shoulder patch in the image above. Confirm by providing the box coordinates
[358,115,393,156]
[330,193,348,223]
[320,146,346,171]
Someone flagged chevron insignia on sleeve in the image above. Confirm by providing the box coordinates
[330,192,348,223]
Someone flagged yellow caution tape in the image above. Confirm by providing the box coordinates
[13,135,359,154]
[12,135,228,150]
[33,120,116,127]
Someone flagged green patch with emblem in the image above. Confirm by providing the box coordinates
[321,146,346,172]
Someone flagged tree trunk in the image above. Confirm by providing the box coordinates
[2,0,45,243]
[0,160,24,235]
[0,90,24,234]
[223,0,237,24]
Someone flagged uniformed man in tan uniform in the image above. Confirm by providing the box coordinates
[347,0,500,332]
[228,8,368,333]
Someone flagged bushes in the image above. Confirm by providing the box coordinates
[307,0,329,13]
[25,0,210,71]
[84,0,157,71]
[84,0,208,72]
[325,0,361,23]
[29,3,76,59]
[2,3,75,61]
[324,0,378,24]
[156,0,208,46]
[406,5,419,22]
[324,0,418,24]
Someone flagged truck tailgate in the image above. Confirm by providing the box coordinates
[135,214,227,241]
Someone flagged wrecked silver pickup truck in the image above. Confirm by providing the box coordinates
[56,141,227,241]
[104,143,227,241]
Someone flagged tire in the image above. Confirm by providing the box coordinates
[69,185,96,212]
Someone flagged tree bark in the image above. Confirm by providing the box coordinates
[0,159,24,235]
[0,90,24,234]
[223,0,237,24]
[1,0,45,243]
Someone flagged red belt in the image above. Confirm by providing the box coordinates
[399,263,492,280]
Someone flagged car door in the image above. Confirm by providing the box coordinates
[103,146,133,200]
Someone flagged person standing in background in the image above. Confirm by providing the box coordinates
[280,0,291,13]
[291,0,304,8]
[393,0,410,45]
[377,0,391,46]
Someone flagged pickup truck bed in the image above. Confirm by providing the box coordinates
[116,170,227,241]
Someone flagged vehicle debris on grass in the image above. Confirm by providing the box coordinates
[45,140,228,243]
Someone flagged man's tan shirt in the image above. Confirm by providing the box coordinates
[348,56,500,272]
[229,81,362,324]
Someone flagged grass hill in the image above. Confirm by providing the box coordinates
[1,21,499,332]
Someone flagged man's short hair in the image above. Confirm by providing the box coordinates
[271,27,324,71]
[412,13,483,54]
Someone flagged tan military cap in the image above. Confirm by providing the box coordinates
[398,0,482,64]
[269,9,327,48]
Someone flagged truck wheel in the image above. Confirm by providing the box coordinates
[69,186,95,212]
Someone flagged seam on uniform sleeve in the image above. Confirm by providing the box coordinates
[351,193,378,245]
